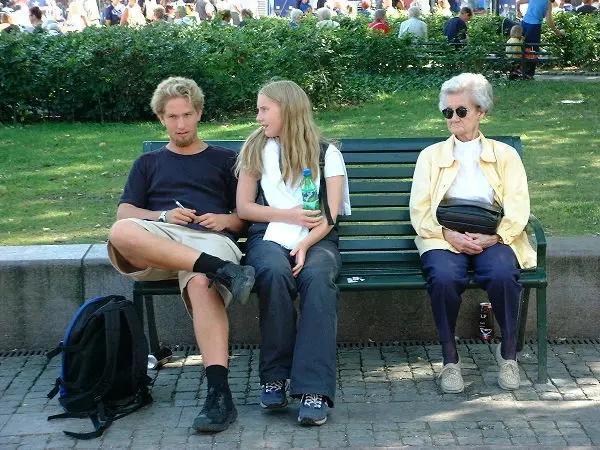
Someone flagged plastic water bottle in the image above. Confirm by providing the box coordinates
[301,168,319,212]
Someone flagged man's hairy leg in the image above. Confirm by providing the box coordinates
[109,219,198,272]
[187,275,229,367]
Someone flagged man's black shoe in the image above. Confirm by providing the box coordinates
[209,263,255,306]
[193,386,237,433]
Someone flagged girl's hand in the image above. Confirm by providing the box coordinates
[289,205,323,229]
[290,244,308,277]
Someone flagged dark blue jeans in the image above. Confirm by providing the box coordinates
[521,21,542,77]
[245,228,341,405]
[421,244,522,364]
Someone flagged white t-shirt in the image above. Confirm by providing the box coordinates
[260,140,351,249]
[323,144,346,179]
[445,136,494,204]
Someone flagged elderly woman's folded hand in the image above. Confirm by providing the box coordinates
[442,228,483,254]
[464,232,500,249]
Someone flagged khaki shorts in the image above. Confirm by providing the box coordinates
[107,218,242,315]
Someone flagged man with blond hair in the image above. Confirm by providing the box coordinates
[107,77,254,433]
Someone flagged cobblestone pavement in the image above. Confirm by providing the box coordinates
[2,341,600,449]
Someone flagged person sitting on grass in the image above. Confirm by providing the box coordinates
[107,77,255,433]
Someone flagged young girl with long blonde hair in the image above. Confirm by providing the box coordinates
[235,80,350,426]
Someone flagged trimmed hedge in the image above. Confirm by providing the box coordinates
[0,13,597,122]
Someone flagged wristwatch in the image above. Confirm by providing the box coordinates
[158,211,168,223]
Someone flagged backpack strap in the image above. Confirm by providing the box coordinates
[89,303,122,400]
[121,301,152,390]
[62,411,113,440]
[319,143,335,226]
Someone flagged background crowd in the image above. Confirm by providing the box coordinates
[0,0,596,36]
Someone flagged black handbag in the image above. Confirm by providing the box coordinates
[436,198,503,235]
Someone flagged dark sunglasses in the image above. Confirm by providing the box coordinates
[441,106,469,119]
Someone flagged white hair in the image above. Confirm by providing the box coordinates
[316,6,332,20]
[290,8,303,21]
[438,73,494,113]
[373,8,386,21]
[407,5,421,17]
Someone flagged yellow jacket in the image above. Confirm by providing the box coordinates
[409,133,536,269]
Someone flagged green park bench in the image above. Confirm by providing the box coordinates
[415,41,557,73]
[133,137,549,383]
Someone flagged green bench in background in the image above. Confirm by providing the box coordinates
[133,137,549,382]
[415,41,557,74]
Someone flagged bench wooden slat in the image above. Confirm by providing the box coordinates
[337,222,414,236]
[349,180,412,193]
[342,209,410,221]
[340,251,421,263]
[349,194,410,207]
[145,136,522,156]
[344,153,420,164]
[346,166,415,178]
[339,238,417,251]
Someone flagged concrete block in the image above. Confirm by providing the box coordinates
[82,244,133,300]
[0,237,598,350]
[546,237,600,338]
[0,245,91,350]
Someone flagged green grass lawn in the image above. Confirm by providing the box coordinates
[1,81,598,246]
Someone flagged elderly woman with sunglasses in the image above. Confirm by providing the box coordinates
[409,73,536,394]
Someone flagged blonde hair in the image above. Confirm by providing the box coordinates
[236,80,322,186]
[150,77,204,116]
[509,24,523,39]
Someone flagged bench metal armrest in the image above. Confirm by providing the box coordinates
[526,213,547,269]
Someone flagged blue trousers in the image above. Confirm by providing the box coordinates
[421,244,522,364]
[245,229,341,405]
[521,21,542,77]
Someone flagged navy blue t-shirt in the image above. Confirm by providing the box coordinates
[444,16,468,42]
[119,145,239,241]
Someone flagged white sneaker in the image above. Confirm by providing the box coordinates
[438,363,464,393]
[496,344,520,390]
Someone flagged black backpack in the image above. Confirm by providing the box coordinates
[46,295,153,439]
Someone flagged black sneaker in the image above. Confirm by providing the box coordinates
[193,387,237,433]
[297,394,328,426]
[208,263,255,306]
[260,380,288,409]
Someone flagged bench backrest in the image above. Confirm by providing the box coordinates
[143,137,522,268]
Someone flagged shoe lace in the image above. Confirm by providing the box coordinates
[202,387,220,411]
[501,360,519,378]
[438,363,460,379]
[207,266,229,290]
[302,394,323,408]
[264,380,286,393]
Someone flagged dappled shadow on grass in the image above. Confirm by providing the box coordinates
[0,81,598,243]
